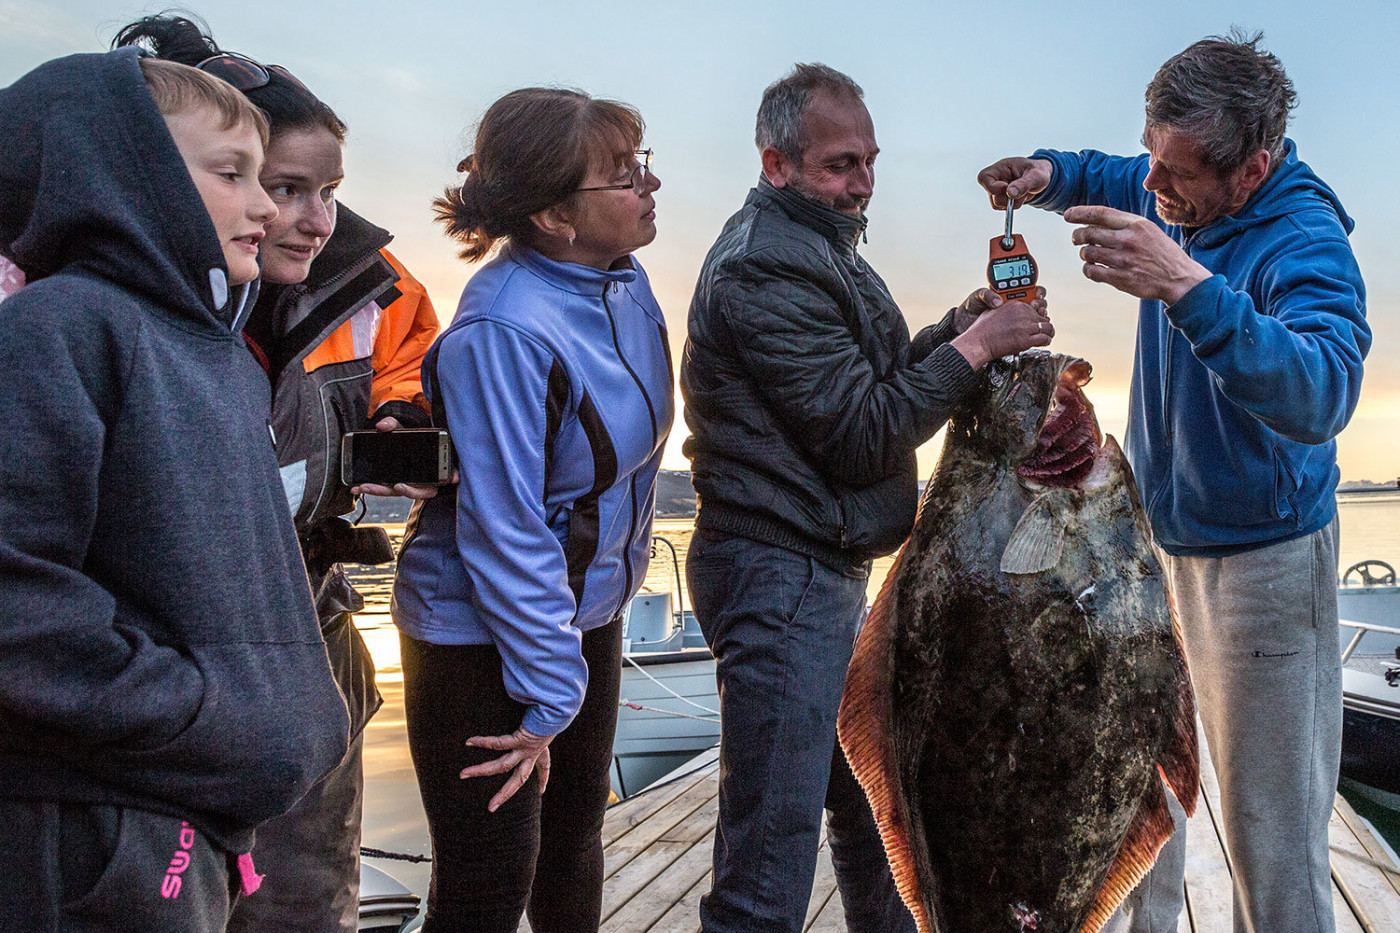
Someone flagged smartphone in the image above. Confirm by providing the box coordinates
[340,429,455,487]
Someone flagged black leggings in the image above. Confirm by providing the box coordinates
[401,618,622,933]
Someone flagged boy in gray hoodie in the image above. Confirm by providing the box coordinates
[0,50,349,932]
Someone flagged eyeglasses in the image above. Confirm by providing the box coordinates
[195,52,310,95]
[577,149,654,196]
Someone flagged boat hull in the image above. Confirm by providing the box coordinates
[613,647,719,799]
[1337,583,1400,795]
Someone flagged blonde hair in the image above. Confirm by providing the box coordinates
[138,58,269,146]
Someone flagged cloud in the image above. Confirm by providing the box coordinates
[0,0,95,48]
[383,68,425,95]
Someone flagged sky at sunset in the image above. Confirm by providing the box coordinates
[5,0,1398,481]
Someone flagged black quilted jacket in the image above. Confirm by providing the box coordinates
[680,179,981,569]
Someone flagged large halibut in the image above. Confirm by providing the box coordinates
[839,351,1198,933]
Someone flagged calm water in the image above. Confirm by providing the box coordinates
[355,496,1400,896]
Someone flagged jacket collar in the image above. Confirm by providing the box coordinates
[751,175,868,258]
[300,205,393,292]
[509,242,639,296]
[253,202,397,336]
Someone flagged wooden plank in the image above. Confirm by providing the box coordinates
[1182,785,1234,933]
[631,841,841,933]
[603,752,718,848]
[604,774,718,880]
[802,841,838,931]
[637,871,707,933]
[1335,795,1400,900]
[601,826,717,933]
[805,892,845,933]
[1328,803,1400,933]
[601,795,720,924]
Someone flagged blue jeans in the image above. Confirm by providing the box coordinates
[687,531,915,933]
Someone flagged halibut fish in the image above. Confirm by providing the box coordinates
[838,351,1198,933]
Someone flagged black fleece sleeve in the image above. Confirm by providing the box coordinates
[721,247,979,487]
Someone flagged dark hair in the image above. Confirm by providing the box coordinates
[1144,28,1297,173]
[112,12,347,143]
[139,58,269,146]
[755,63,864,160]
[434,88,644,262]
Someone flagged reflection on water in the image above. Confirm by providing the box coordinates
[355,499,1400,895]
[357,612,431,897]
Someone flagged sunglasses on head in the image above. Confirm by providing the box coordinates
[195,52,309,95]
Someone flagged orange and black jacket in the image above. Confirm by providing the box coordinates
[244,205,439,536]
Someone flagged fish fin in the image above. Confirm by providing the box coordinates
[1000,495,1065,574]
[1157,596,1200,818]
[838,540,936,933]
[1077,775,1178,933]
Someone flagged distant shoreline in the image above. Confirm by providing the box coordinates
[357,471,1394,523]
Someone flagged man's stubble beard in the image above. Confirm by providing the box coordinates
[788,169,869,217]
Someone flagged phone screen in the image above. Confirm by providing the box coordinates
[344,430,451,486]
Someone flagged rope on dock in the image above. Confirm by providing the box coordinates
[1329,843,1400,877]
[362,845,432,863]
[623,654,721,717]
[619,700,720,724]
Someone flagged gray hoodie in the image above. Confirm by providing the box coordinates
[0,48,349,852]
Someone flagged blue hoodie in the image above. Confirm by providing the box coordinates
[393,244,673,737]
[1031,140,1370,555]
[0,50,349,852]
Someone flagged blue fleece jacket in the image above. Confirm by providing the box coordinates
[1030,140,1370,555]
[392,244,673,737]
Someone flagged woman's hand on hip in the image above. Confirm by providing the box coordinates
[461,726,555,812]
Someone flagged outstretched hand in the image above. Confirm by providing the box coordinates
[461,726,554,812]
[1065,205,1210,305]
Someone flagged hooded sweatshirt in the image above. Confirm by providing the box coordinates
[0,49,349,852]
[1030,140,1370,555]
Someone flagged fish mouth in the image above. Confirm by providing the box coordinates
[1018,359,1103,488]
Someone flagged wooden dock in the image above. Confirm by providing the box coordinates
[593,745,1400,933]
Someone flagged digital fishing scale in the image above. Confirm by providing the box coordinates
[988,201,1038,304]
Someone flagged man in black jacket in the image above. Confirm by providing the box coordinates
[680,63,1054,933]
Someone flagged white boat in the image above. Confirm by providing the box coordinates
[1337,560,1400,795]
[612,536,720,799]
[358,862,421,932]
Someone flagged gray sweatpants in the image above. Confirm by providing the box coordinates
[1109,519,1342,933]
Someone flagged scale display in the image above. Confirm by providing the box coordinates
[991,258,1033,282]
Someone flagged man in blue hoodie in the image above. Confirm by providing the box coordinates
[0,50,349,933]
[979,30,1369,933]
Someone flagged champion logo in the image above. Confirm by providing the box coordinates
[160,821,197,899]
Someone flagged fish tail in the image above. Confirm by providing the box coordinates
[838,539,935,933]
[1077,776,1178,933]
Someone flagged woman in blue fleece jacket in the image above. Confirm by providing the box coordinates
[391,88,672,933]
